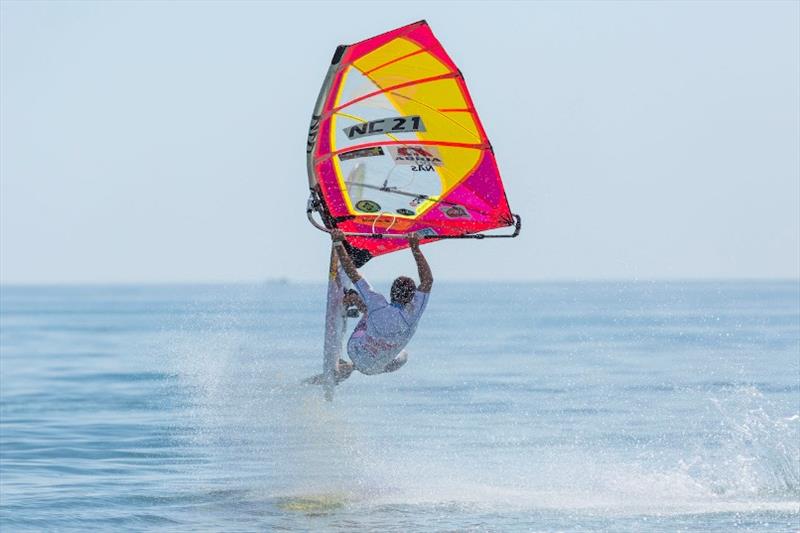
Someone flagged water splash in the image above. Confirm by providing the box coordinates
[159,289,799,518]
[694,386,800,498]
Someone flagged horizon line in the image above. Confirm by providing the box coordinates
[1,277,799,288]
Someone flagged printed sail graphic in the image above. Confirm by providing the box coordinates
[307,20,517,265]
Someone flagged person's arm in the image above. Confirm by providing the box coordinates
[331,229,361,283]
[409,233,433,293]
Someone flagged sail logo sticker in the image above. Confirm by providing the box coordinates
[355,200,381,213]
[389,146,443,167]
[342,116,425,140]
[339,147,385,161]
[440,205,471,219]
[306,115,320,154]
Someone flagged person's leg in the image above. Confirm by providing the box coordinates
[345,317,370,375]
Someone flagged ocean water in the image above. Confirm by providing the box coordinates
[1,281,798,532]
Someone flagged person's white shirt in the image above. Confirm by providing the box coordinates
[347,278,429,374]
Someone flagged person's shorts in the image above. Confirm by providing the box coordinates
[347,318,394,375]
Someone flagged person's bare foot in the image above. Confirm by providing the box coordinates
[335,359,354,383]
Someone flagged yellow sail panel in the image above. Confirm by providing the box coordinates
[366,52,451,88]
[438,109,480,138]
[389,78,469,114]
[352,38,421,74]
[385,85,481,145]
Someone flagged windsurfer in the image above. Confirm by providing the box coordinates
[331,229,433,379]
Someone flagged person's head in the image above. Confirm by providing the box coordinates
[390,276,416,305]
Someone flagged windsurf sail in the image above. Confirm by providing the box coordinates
[306,20,521,267]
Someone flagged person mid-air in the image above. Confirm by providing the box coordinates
[322,228,433,383]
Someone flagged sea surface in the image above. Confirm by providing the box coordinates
[1,281,798,532]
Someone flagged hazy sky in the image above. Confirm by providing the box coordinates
[1,1,798,283]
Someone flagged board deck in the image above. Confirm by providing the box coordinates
[322,246,352,401]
